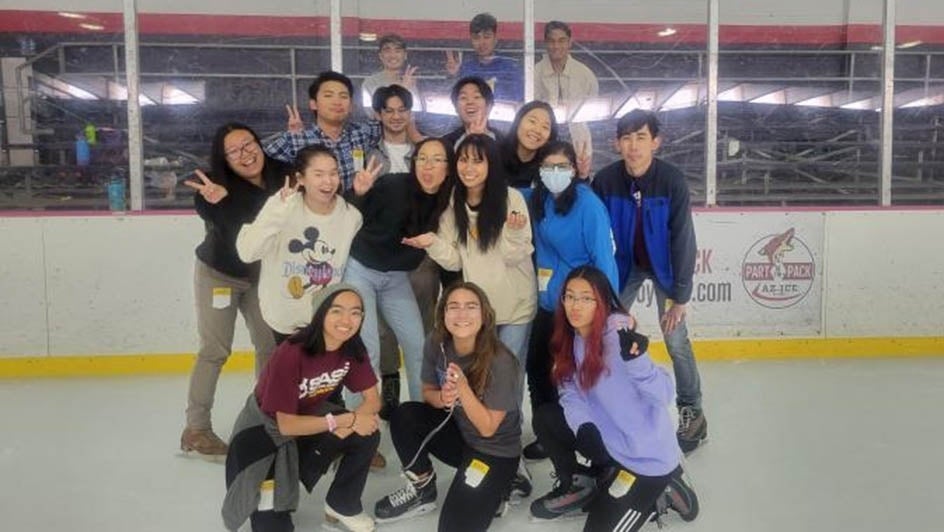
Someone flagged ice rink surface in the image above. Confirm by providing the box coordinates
[2,357,942,531]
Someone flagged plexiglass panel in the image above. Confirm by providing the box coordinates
[718,0,884,205]
[1,6,130,211]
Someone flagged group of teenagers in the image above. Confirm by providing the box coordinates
[181,61,708,532]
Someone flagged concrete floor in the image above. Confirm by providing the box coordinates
[1,357,942,531]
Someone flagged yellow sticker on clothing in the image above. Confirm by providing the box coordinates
[258,479,275,511]
[537,268,553,292]
[212,287,232,310]
[608,469,636,499]
[464,458,490,488]
[353,148,365,172]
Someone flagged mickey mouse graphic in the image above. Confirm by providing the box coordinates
[286,227,336,299]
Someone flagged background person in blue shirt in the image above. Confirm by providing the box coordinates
[445,13,524,102]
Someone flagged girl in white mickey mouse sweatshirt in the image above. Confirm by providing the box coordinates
[237,146,362,336]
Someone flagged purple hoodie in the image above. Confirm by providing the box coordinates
[558,313,680,476]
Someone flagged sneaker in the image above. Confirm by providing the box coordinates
[529,473,596,521]
[676,406,708,454]
[180,427,227,460]
[379,374,400,422]
[374,471,438,523]
[522,440,548,462]
[509,459,533,502]
[371,451,386,471]
[324,502,375,532]
[656,468,699,522]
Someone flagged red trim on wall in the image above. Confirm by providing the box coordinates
[1,11,942,44]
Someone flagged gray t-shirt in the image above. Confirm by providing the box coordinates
[420,337,522,458]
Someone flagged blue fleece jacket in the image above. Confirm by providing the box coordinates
[591,158,697,303]
[558,313,680,476]
[533,184,619,312]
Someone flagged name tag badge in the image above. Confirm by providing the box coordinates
[537,268,553,292]
[608,469,636,499]
[211,287,232,310]
[353,148,365,172]
[464,458,490,488]
[258,479,275,511]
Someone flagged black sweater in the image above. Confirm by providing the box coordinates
[345,173,440,272]
[194,159,289,279]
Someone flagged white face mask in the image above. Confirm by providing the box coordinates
[539,167,574,194]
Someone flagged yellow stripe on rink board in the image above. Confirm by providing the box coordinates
[1,337,942,378]
[645,336,944,363]
[0,351,256,378]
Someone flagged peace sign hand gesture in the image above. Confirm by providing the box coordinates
[184,170,229,204]
[278,175,301,201]
[444,50,462,77]
[468,109,489,135]
[285,104,304,134]
[352,156,383,196]
[576,141,593,180]
[401,65,419,90]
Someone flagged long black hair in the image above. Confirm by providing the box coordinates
[501,100,559,164]
[454,134,508,252]
[209,122,268,187]
[406,137,456,235]
[289,288,368,362]
[530,140,580,223]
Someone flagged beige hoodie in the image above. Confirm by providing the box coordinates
[426,187,537,325]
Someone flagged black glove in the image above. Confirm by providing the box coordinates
[575,423,613,467]
[617,327,648,361]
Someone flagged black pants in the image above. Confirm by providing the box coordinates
[526,308,558,411]
[249,425,380,531]
[390,402,519,532]
[532,403,674,532]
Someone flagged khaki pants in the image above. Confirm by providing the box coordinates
[185,260,276,430]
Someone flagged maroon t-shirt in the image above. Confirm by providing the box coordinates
[254,342,377,417]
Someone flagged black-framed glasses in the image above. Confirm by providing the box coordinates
[224,140,257,161]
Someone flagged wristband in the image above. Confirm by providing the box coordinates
[347,412,357,429]
[325,413,337,433]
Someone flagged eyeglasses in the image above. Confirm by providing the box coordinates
[224,140,257,161]
[540,163,573,172]
[561,294,597,307]
[415,156,448,166]
[382,107,410,116]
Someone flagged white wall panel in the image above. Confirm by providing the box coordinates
[0,218,48,356]
[823,210,944,337]
[0,210,941,358]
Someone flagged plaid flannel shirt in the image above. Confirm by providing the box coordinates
[263,120,382,191]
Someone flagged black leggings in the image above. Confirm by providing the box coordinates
[390,402,519,532]
[532,402,675,532]
[526,308,558,411]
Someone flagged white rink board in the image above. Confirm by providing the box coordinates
[0,209,941,358]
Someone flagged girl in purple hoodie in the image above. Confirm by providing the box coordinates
[529,265,699,530]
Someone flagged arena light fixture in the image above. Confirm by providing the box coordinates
[58,12,87,19]
[658,28,677,37]
[795,95,833,108]
[422,95,457,116]
[359,33,377,42]
[570,97,612,122]
[79,23,105,31]
[615,90,656,117]
[489,102,518,123]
